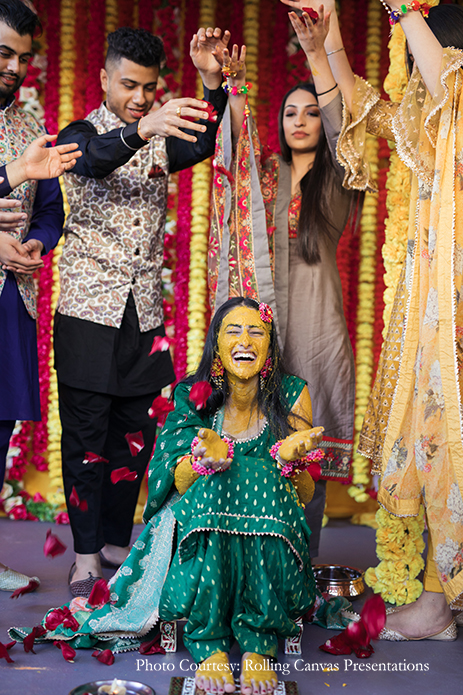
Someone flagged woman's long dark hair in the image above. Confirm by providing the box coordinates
[182,297,306,440]
[407,4,463,76]
[278,82,338,266]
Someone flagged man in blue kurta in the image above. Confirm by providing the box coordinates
[0,0,79,591]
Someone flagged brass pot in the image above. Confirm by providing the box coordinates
[312,564,365,599]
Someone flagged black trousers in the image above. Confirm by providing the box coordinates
[304,479,327,558]
[58,383,159,554]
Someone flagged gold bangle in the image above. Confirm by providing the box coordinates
[137,118,152,142]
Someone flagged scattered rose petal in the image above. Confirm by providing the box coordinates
[124,431,144,456]
[87,579,110,608]
[360,593,386,640]
[92,648,115,665]
[139,633,166,655]
[54,640,76,662]
[69,486,80,508]
[148,395,174,419]
[346,619,370,648]
[302,7,319,22]
[54,511,70,525]
[10,578,40,599]
[189,381,212,410]
[183,101,218,123]
[0,640,15,663]
[307,462,322,482]
[110,467,138,484]
[319,632,352,656]
[45,606,79,632]
[24,626,46,654]
[43,529,67,558]
[82,451,109,465]
[79,499,88,512]
[149,336,172,355]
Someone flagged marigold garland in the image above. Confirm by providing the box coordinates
[365,507,425,604]
[187,0,216,373]
[105,0,118,36]
[347,0,381,505]
[58,0,76,130]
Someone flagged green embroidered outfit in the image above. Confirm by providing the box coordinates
[11,375,352,655]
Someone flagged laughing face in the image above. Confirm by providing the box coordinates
[217,306,271,381]
[0,22,33,106]
[100,57,159,124]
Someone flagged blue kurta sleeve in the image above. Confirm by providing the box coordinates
[23,177,64,254]
[0,164,12,197]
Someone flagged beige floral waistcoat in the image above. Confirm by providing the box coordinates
[57,103,169,332]
[0,101,45,319]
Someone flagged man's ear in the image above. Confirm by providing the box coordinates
[100,67,108,93]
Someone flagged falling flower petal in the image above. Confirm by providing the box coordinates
[43,529,67,558]
[307,462,322,482]
[92,649,115,665]
[87,579,110,608]
[82,451,109,465]
[148,395,174,419]
[54,640,76,662]
[23,626,46,654]
[139,634,166,655]
[360,593,386,640]
[69,486,80,508]
[189,381,212,410]
[149,336,172,355]
[0,640,15,663]
[302,7,319,22]
[54,512,70,525]
[124,431,144,457]
[110,467,138,484]
[10,578,40,599]
[183,101,218,123]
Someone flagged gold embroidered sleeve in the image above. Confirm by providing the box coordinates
[366,100,399,141]
[174,455,199,495]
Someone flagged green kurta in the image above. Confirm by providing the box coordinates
[157,375,316,661]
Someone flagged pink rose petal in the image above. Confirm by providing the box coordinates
[124,431,144,456]
[92,648,115,665]
[149,336,172,355]
[189,381,212,410]
[110,467,138,484]
[148,396,174,419]
[43,529,67,558]
[87,578,110,607]
[82,451,109,465]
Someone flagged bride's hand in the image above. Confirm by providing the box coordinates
[278,426,324,462]
[192,428,232,472]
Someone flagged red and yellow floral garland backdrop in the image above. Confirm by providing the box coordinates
[1,0,457,600]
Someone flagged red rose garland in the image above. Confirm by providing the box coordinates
[118,0,133,27]
[138,0,155,31]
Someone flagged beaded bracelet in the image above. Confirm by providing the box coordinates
[379,0,430,27]
[270,440,324,478]
[190,435,235,475]
[222,81,253,96]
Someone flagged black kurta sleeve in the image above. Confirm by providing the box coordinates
[166,84,227,173]
[56,119,147,179]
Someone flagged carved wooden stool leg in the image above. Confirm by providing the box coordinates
[159,620,177,652]
[284,617,303,655]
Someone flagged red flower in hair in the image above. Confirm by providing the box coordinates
[259,303,273,323]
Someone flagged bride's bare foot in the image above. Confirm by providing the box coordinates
[385,590,452,638]
[240,652,277,695]
[195,651,235,694]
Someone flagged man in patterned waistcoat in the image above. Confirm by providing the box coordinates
[55,26,228,596]
[0,0,80,592]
